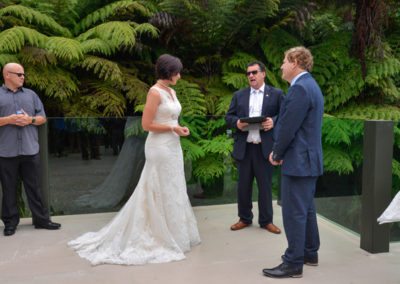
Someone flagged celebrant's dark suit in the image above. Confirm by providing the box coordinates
[226,85,283,226]
[272,72,323,268]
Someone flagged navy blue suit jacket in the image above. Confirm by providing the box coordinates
[272,73,324,177]
[226,85,284,161]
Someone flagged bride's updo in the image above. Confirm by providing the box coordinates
[155,54,183,80]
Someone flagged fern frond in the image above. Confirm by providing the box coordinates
[77,21,137,49]
[392,159,400,180]
[0,26,47,53]
[80,82,127,117]
[174,79,207,116]
[181,138,205,162]
[0,5,71,36]
[193,154,226,183]
[225,52,256,70]
[19,46,57,66]
[78,55,123,85]
[80,38,115,56]
[46,37,83,62]
[75,0,151,34]
[322,117,353,146]
[216,94,233,115]
[200,135,232,156]
[333,104,400,120]
[312,32,365,112]
[323,145,354,174]
[0,54,18,67]
[222,72,248,89]
[124,116,145,137]
[25,66,79,99]
[132,22,159,38]
[260,27,300,68]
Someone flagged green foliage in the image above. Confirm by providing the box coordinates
[173,79,207,116]
[323,145,354,174]
[192,154,226,184]
[0,4,71,36]
[333,104,400,121]
[25,65,79,99]
[46,37,83,62]
[321,117,363,175]
[74,0,152,34]
[312,32,365,112]
[0,54,18,66]
[0,26,47,54]
[78,55,123,85]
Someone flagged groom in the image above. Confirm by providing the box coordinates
[226,60,283,234]
[264,46,323,278]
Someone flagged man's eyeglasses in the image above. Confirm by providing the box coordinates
[8,72,25,77]
[246,70,260,76]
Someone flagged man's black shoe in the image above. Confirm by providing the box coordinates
[304,255,318,266]
[262,263,303,278]
[34,221,61,230]
[4,226,16,236]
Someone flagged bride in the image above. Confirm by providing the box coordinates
[68,54,201,265]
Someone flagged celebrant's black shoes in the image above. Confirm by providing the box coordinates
[34,221,61,230]
[3,226,16,236]
[262,263,303,278]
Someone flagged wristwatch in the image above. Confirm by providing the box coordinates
[31,117,36,124]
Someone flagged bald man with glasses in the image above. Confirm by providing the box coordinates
[226,61,283,234]
[0,63,60,236]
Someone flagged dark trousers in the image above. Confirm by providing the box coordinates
[237,143,273,226]
[0,154,49,227]
[281,175,320,268]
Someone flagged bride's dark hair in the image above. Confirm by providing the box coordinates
[155,54,183,80]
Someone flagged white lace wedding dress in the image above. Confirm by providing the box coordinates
[68,86,201,265]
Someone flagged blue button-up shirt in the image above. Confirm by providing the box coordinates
[0,85,46,157]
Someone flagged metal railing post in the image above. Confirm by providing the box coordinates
[38,122,49,211]
[360,120,393,253]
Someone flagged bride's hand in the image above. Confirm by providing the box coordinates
[173,126,190,136]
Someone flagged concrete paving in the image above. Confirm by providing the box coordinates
[0,202,399,284]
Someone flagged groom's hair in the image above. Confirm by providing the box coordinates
[155,54,183,80]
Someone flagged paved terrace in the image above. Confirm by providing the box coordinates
[0,202,399,284]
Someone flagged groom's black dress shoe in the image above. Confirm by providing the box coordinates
[304,255,318,266]
[262,263,303,278]
[34,221,61,230]
[3,226,16,236]
[281,254,319,266]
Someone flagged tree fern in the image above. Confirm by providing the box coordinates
[181,138,205,161]
[19,46,57,66]
[260,27,300,68]
[79,38,115,56]
[77,21,137,49]
[78,55,123,85]
[46,37,83,62]
[200,135,232,156]
[0,4,71,36]
[193,154,226,184]
[333,104,400,121]
[0,54,18,67]
[0,26,47,53]
[173,79,207,116]
[80,82,127,117]
[25,65,79,99]
[312,32,364,112]
[132,22,159,39]
[74,0,152,34]
[323,145,354,174]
